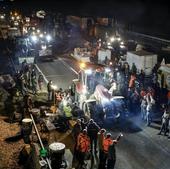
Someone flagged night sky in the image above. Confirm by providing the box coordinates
[1,0,170,39]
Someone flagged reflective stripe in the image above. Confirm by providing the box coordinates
[77,134,90,152]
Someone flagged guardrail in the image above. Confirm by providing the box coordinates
[127,31,170,46]
[30,114,52,169]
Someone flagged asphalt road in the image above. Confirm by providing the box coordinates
[37,58,78,90]
[114,116,170,169]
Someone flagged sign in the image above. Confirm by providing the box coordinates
[19,57,35,64]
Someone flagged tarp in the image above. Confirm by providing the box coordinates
[75,82,84,94]
[94,84,111,101]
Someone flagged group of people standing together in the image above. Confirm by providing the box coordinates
[15,60,44,96]
[72,118,122,169]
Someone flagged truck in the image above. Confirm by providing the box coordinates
[127,50,157,76]
[97,49,111,64]
[81,84,128,122]
[73,47,91,63]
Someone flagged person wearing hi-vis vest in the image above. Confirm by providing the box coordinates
[102,133,122,169]
[102,133,114,169]
[76,129,90,169]
[63,103,72,119]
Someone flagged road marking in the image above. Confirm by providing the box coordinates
[58,58,78,75]
[34,64,48,84]
[35,58,78,84]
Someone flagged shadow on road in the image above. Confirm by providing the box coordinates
[104,118,143,133]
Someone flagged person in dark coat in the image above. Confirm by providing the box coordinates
[72,119,82,163]
[80,118,87,130]
[87,119,100,154]
[47,80,53,101]
[107,133,122,169]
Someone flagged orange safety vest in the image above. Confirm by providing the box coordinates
[77,133,90,153]
[103,138,113,153]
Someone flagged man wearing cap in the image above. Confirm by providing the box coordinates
[76,129,90,168]
[87,119,100,154]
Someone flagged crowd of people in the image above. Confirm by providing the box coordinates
[10,58,170,169]
[14,59,44,96]
[72,118,122,169]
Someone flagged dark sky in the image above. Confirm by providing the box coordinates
[1,0,170,38]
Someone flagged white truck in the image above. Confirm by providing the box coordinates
[126,50,157,76]
[97,49,111,64]
[81,84,127,120]
[73,47,91,62]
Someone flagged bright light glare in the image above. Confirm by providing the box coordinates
[16,16,20,20]
[85,69,92,75]
[120,41,124,45]
[37,29,40,33]
[0,15,5,19]
[117,37,121,41]
[80,62,86,69]
[120,45,125,49]
[109,62,113,66]
[11,16,15,20]
[31,35,38,42]
[51,85,57,90]
[110,37,115,42]
[41,45,47,50]
[39,33,44,38]
[105,68,111,73]
[46,35,52,42]
[107,42,111,46]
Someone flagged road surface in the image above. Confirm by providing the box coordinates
[37,58,78,90]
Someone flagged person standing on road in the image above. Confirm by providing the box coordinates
[158,108,169,136]
[87,119,100,154]
[102,133,114,169]
[98,128,106,169]
[141,96,147,120]
[38,73,44,91]
[107,133,122,169]
[31,78,37,95]
[47,80,53,101]
[76,129,90,169]
[72,119,82,164]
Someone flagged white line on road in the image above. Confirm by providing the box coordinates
[35,58,78,84]
[58,58,79,75]
[34,64,48,84]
